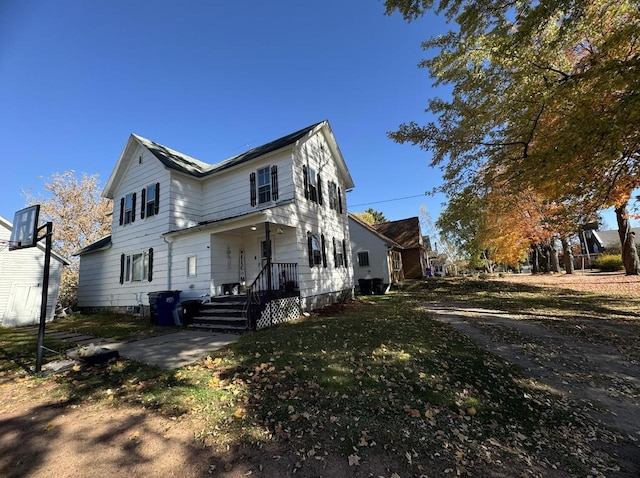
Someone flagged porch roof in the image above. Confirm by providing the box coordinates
[163,202,298,239]
[74,234,112,256]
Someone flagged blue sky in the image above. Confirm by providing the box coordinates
[0,0,450,231]
[0,0,632,235]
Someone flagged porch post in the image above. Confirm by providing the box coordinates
[264,222,272,291]
[264,222,273,327]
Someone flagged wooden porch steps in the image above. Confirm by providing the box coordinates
[186,295,249,332]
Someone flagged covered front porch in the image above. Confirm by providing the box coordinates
[208,220,300,298]
[168,213,303,330]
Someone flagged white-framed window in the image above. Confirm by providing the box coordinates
[308,167,318,203]
[392,251,402,272]
[187,256,197,277]
[357,251,370,267]
[120,248,153,284]
[307,232,326,267]
[334,237,344,267]
[125,250,149,282]
[145,183,158,217]
[124,193,135,224]
[328,181,338,210]
[257,166,271,204]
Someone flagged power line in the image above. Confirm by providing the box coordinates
[349,193,428,208]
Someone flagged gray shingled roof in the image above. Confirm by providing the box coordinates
[74,235,112,256]
[136,121,323,178]
[595,228,640,249]
[133,136,213,177]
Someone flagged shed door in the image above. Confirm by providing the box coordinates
[4,284,41,327]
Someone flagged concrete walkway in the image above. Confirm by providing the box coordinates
[102,330,240,369]
[25,327,240,370]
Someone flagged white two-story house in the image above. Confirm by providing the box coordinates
[76,121,355,329]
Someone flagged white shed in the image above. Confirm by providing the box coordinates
[0,215,68,327]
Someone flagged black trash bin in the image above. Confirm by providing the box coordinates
[148,290,181,326]
[358,278,372,295]
[178,299,201,326]
[372,278,385,295]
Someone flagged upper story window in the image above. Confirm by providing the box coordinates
[327,180,344,214]
[143,183,159,218]
[119,183,160,225]
[257,166,271,204]
[303,165,323,205]
[250,166,278,207]
[123,193,136,224]
[308,167,318,203]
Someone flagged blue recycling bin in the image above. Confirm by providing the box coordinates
[148,290,181,326]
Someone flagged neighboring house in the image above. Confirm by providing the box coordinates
[348,213,404,293]
[76,121,355,329]
[372,217,427,279]
[0,215,68,327]
[576,227,640,269]
[580,228,640,254]
[430,254,448,277]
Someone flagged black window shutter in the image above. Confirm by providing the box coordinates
[119,198,124,225]
[119,254,125,284]
[321,234,327,268]
[271,165,278,201]
[338,188,343,214]
[307,233,314,267]
[332,237,338,267]
[154,183,160,215]
[148,248,153,282]
[317,174,323,205]
[140,188,146,219]
[250,172,257,206]
[303,165,309,199]
[343,239,348,268]
[131,192,137,222]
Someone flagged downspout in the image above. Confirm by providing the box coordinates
[163,236,173,290]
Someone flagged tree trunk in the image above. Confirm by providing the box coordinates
[531,244,539,274]
[538,243,550,273]
[550,242,560,273]
[561,237,574,274]
[615,205,640,275]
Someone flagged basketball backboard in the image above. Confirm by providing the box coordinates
[9,205,40,250]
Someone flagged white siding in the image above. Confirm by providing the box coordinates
[0,218,64,327]
[76,238,169,308]
[78,145,173,308]
[348,217,393,285]
[111,145,172,245]
[290,132,354,309]
[78,124,355,311]
[200,149,295,223]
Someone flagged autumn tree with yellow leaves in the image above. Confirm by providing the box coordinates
[24,171,112,308]
[384,0,640,274]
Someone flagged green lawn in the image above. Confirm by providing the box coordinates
[0,284,631,476]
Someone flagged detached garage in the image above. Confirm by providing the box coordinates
[0,215,68,327]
